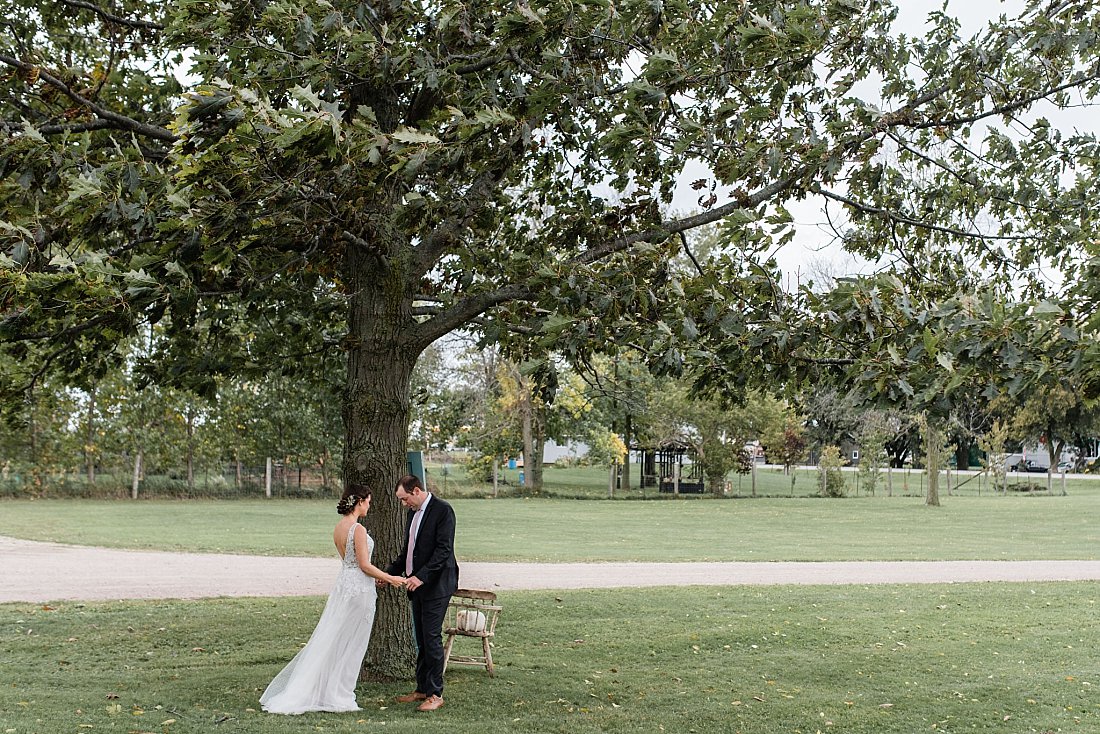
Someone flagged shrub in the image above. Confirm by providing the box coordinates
[818,445,848,498]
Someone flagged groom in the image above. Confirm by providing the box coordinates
[386,474,459,712]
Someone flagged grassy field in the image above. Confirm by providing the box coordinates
[3,468,1098,733]
[3,584,1098,734]
[0,492,1098,561]
[426,461,1093,499]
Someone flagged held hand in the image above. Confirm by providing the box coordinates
[405,575,423,592]
[387,575,407,588]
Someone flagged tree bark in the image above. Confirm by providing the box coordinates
[320,449,330,492]
[343,243,423,681]
[186,408,195,491]
[518,390,545,491]
[85,388,96,484]
[621,414,632,492]
[131,449,142,500]
[955,440,970,471]
[924,422,942,507]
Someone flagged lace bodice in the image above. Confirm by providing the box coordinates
[334,523,377,600]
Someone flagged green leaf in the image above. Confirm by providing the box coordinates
[391,128,441,144]
[1031,301,1063,317]
[290,85,322,109]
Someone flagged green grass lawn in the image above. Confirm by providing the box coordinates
[3,584,1098,734]
[1,493,1098,561]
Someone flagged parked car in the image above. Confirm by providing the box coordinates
[1005,454,1050,472]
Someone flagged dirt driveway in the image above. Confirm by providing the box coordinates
[3,535,1100,603]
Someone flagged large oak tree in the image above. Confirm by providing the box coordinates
[5,0,1100,675]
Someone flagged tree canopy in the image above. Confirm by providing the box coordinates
[5,0,1100,674]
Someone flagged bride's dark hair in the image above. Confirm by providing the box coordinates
[336,484,372,515]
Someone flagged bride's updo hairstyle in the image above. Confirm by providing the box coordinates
[336,484,372,515]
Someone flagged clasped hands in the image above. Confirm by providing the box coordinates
[377,574,421,590]
[377,575,410,589]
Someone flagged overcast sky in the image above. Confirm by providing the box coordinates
[666,0,1078,285]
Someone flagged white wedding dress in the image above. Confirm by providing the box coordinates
[260,523,378,714]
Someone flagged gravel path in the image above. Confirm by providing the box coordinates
[3,535,1100,603]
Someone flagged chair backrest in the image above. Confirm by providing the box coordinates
[448,588,501,636]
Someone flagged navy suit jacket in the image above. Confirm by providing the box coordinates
[386,494,459,600]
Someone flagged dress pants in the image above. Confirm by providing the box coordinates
[411,593,450,696]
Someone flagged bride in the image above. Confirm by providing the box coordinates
[260,484,405,714]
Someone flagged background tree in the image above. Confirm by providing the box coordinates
[978,419,1011,495]
[856,411,893,496]
[1001,384,1100,494]
[760,410,808,496]
[919,415,952,507]
[818,445,847,498]
[799,387,863,465]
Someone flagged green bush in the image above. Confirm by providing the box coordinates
[818,445,848,497]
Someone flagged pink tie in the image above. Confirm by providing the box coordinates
[404,507,423,576]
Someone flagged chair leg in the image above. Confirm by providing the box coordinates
[483,636,494,677]
[443,632,455,674]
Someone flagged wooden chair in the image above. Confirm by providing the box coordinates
[442,588,501,677]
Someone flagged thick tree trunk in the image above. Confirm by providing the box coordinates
[519,393,546,491]
[530,431,545,489]
[955,440,970,471]
[520,397,534,489]
[344,245,423,681]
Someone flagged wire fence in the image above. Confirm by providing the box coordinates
[0,462,340,500]
[0,459,1091,501]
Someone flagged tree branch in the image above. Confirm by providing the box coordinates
[815,186,1037,242]
[906,70,1100,131]
[0,53,176,142]
[413,283,533,347]
[56,0,164,30]
[1,119,115,135]
[412,136,524,279]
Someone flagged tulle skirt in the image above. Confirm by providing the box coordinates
[260,574,377,715]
